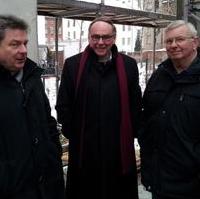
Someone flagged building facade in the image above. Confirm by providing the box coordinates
[38,0,141,65]
[141,0,176,74]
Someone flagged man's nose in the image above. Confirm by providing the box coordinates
[19,44,27,53]
[171,38,177,46]
[98,37,104,43]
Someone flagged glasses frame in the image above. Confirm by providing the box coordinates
[90,34,115,43]
[164,36,194,46]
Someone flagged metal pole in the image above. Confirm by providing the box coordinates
[55,17,59,97]
[145,58,148,85]
[79,20,83,53]
[177,0,189,21]
[177,0,183,19]
[153,28,156,71]
[183,0,189,21]
[152,0,156,71]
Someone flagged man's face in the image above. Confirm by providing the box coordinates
[88,21,116,58]
[165,25,198,61]
[0,28,28,72]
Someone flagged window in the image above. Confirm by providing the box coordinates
[50,37,54,43]
[50,26,54,34]
[122,38,125,45]
[73,31,76,39]
[58,27,62,34]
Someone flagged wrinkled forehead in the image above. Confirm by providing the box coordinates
[90,21,115,34]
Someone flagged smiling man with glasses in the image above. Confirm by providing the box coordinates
[139,20,200,199]
[164,21,198,73]
[88,17,117,62]
[56,16,142,199]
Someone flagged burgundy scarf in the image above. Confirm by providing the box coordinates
[76,45,135,174]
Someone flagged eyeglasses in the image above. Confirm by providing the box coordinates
[164,36,194,46]
[90,34,115,42]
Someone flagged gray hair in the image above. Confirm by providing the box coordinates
[165,20,197,37]
[0,15,28,43]
[88,16,116,35]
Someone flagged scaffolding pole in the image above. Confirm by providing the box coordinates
[177,0,189,21]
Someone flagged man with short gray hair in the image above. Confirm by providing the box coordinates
[139,20,200,199]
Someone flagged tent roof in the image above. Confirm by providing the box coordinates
[37,0,177,28]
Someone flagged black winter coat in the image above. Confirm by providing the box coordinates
[0,58,65,199]
[139,58,200,199]
[56,46,142,199]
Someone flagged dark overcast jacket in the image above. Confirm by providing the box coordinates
[139,57,200,199]
[0,58,65,199]
[56,46,142,199]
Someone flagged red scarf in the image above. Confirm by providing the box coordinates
[76,45,135,174]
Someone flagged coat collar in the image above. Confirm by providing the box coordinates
[0,58,43,81]
[159,57,200,84]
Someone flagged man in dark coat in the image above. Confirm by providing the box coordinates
[139,20,200,199]
[56,16,142,199]
[0,15,65,199]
